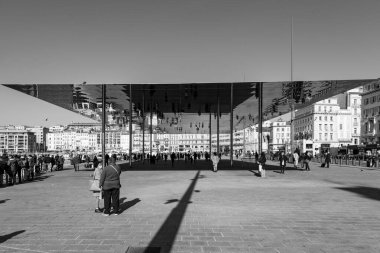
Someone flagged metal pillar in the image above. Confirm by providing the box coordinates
[209,111,212,155]
[150,101,153,157]
[230,83,233,167]
[129,84,133,168]
[290,16,294,154]
[217,86,220,155]
[142,88,145,163]
[243,127,246,155]
[258,83,263,154]
[102,84,106,168]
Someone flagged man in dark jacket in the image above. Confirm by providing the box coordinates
[99,156,121,216]
[325,152,331,168]
[279,151,288,174]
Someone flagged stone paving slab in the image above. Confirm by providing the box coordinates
[1,160,380,253]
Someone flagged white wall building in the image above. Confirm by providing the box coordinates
[0,128,36,153]
[294,87,363,155]
[269,119,291,153]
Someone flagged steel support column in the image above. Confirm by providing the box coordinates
[258,82,263,154]
[129,84,133,168]
[150,101,153,157]
[217,87,220,155]
[230,83,233,167]
[142,88,145,163]
[209,111,212,156]
[102,84,106,168]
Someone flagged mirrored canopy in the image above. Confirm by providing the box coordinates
[4,79,377,134]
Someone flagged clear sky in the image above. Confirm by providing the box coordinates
[0,0,379,84]
[0,85,97,127]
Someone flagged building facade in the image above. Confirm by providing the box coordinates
[361,81,380,144]
[268,119,291,153]
[294,88,362,155]
[0,128,36,153]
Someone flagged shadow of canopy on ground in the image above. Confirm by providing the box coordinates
[335,186,380,202]
[117,159,302,171]
[0,230,25,244]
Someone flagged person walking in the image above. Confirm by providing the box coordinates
[93,155,99,169]
[304,152,311,171]
[72,154,80,172]
[91,164,103,213]
[99,156,121,216]
[104,153,110,166]
[325,151,331,168]
[255,152,259,164]
[279,151,288,174]
[258,152,267,177]
[28,155,35,180]
[211,152,220,172]
[293,151,299,169]
[170,152,176,168]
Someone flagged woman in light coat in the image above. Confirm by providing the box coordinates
[91,164,103,213]
[211,152,220,172]
[293,151,299,169]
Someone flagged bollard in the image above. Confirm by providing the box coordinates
[339,158,342,166]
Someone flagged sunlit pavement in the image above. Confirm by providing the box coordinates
[1,160,380,253]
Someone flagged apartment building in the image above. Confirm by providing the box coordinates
[0,127,36,153]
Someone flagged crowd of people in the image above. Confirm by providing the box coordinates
[0,153,65,187]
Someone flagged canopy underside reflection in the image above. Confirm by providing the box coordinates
[3,79,377,134]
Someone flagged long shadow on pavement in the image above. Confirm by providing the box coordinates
[0,199,10,204]
[119,197,141,214]
[335,186,380,201]
[141,171,201,253]
[0,230,25,244]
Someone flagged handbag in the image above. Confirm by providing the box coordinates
[89,179,100,191]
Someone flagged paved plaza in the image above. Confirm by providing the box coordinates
[1,159,380,253]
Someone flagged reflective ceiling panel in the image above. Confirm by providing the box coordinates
[4,78,378,134]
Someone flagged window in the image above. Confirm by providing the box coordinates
[354,128,357,134]
[354,139,358,144]
[330,124,333,131]
[340,124,343,130]
[325,133,328,140]
[328,99,331,103]
[324,116,327,121]
[329,106,332,112]
[330,116,333,121]
[319,124,322,130]
[319,133,322,140]
[330,133,333,140]
[353,99,357,105]
[319,116,322,121]
[325,124,328,131]
[318,106,321,112]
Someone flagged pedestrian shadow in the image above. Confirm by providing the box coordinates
[248,170,261,177]
[335,186,380,202]
[143,171,201,252]
[0,230,25,244]
[119,197,141,214]
[19,175,54,184]
[0,199,10,204]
